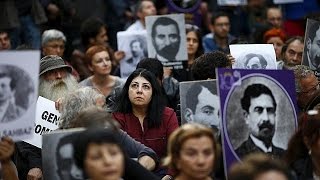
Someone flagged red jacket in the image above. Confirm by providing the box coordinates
[113,107,179,158]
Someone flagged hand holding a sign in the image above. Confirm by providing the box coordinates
[27,168,43,180]
[0,137,14,162]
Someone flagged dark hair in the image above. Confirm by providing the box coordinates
[186,24,204,58]
[229,153,290,180]
[281,36,304,58]
[186,81,215,113]
[191,51,230,80]
[211,11,229,25]
[81,17,106,47]
[69,107,119,130]
[151,17,180,39]
[244,53,268,68]
[285,112,320,165]
[73,128,124,171]
[115,68,166,128]
[0,72,15,89]
[308,20,320,40]
[136,58,164,81]
[241,84,277,113]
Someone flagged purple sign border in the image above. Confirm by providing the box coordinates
[217,68,298,175]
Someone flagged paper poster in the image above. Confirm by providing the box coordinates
[0,51,40,141]
[217,68,298,174]
[179,80,221,137]
[217,0,247,6]
[23,96,60,148]
[42,128,84,180]
[230,44,277,69]
[273,0,303,4]
[117,31,148,79]
[146,14,187,68]
[302,19,320,78]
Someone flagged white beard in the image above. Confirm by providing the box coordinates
[39,74,80,101]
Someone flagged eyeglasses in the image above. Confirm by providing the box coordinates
[301,82,320,94]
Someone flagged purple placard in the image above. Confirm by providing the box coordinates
[217,68,298,175]
[166,0,203,27]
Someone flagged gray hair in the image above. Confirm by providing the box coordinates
[59,87,105,129]
[292,65,315,93]
[41,29,67,46]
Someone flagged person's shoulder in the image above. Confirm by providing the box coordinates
[79,76,93,86]
[162,107,176,119]
[203,33,213,40]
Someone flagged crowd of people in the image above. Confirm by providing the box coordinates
[1,0,320,180]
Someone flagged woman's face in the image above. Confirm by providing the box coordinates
[128,76,153,108]
[266,37,284,60]
[186,31,199,56]
[176,136,215,180]
[84,143,124,180]
[90,51,112,75]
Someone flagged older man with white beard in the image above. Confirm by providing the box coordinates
[14,55,80,180]
[39,55,80,101]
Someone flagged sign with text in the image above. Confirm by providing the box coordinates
[0,51,40,141]
[24,96,60,148]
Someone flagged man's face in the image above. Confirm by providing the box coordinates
[267,8,282,28]
[297,74,320,109]
[246,57,262,69]
[187,86,220,128]
[140,1,156,19]
[308,26,320,68]
[57,143,83,180]
[212,16,230,39]
[0,77,13,103]
[245,94,276,142]
[39,70,79,101]
[0,32,11,50]
[131,41,144,58]
[284,40,303,67]
[92,27,108,46]
[153,24,180,60]
[42,39,65,57]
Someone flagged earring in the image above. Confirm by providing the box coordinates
[309,149,312,155]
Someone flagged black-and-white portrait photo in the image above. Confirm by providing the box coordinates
[302,19,320,71]
[180,80,220,132]
[0,51,39,140]
[117,31,147,78]
[225,76,296,159]
[230,44,277,69]
[146,14,187,64]
[0,65,32,123]
[42,129,84,180]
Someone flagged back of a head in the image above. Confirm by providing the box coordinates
[59,87,105,129]
[136,58,164,81]
[229,153,290,180]
[69,106,119,130]
[192,51,230,80]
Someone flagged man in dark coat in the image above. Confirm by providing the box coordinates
[235,83,285,158]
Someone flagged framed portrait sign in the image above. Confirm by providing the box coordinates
[217,68,298,174]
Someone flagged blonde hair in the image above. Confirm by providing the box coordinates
[163,123,217,173]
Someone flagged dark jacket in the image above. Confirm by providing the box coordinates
[235,136,285,159]
[291,157,315,180]
[0,0,47,29]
